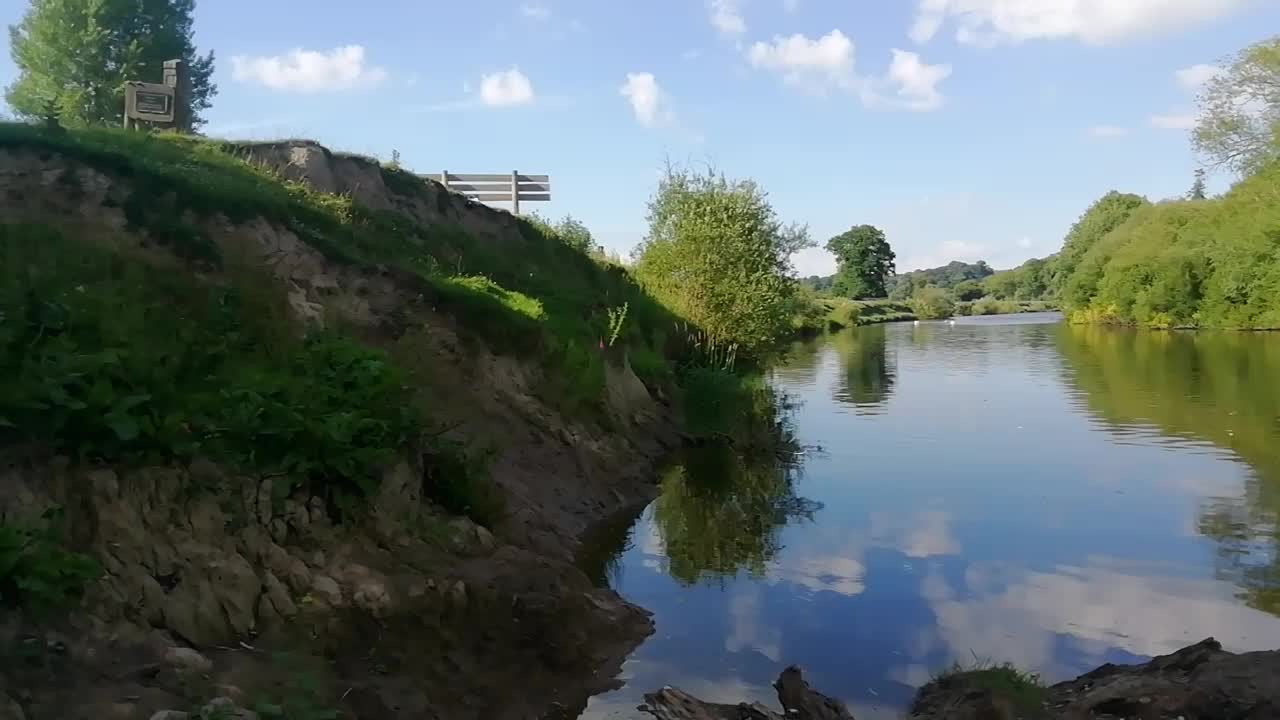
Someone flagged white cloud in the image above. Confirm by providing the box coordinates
[1088,125,1129,138]
[709,0,746,36]
[620,72,673,128]
[783,0,801,12]
[878,49,952,111]
[230,45,387,93]
[747,30,857,92]
[478,67,535,107]
[747,31,951,110]
[911,0,1251,46]
[519,2,551,20]
[1175,63,1223,91]
[1150,113,1197,130]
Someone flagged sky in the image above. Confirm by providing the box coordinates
[2,0,1277,275]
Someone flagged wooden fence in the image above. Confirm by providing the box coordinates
[422,172,551,215]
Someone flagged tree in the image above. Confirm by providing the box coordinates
[1051,191,1148,292]
[826,225,896,299]
[953,279,986,301]
[1193,36,1280,177]
[6,0,217,128]
[1188,168,1209,200]
[634,165,812,353]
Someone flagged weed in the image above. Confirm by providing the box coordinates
[251,652,340,720]
[931,659,1047,714]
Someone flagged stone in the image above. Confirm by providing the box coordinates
[163,646,213,673]
[149,713,189,720]
[311,575,343,606]
[449,580,468,609]
[256,479,273,527]
[262,571,297,618]
[0,696,24,720]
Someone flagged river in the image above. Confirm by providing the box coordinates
[578,313,1280,719]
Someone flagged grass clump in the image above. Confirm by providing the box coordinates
[932,660,1047,715]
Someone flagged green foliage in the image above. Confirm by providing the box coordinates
[606,303,628,347]
[910,286,955,320]
[0,123,681,414]
[421,440,504,529]
[826,224,896,299]
[985,256,1054,301]
[1194,36,1280,177]
[886,260,993,300]
[952,279,985,301]
[634,164,812,354]
[6,0,217,127]
[0,509,99,616]
[1188,168,1209,200]
[0,224,416,513]
[850,299,917,325]
[1061,161,1280,329]
[252,652,340,720]
[1053,191,1149,296]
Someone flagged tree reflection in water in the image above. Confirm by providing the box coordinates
[1056,323,1280,616]
[831,325,896,413]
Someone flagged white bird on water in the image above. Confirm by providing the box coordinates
[948,319,957,326]
[913,320,920,326]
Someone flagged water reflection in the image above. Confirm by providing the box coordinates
[831,325,895,413]
[578,316,1280,720]
[651,442,822,586]
[1056,324,1280,616]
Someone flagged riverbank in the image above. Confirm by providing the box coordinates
[0,125,695,720]
[645,638,1280,719]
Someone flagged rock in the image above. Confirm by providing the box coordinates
[199,697,258,720]
[642,688,780,720]
[775,666,854,720]
[256,479,273,527]
[149,713,189,720]
[262,570,297,618]
[209,553,262,636]
[269,517,288,543]
[163,646,213,673]
[311,575,343,606]
[0,696,24,720]
[449,579,468,609]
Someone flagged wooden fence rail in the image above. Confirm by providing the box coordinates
[420,171,552,215]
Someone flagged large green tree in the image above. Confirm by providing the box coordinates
[634,165,811,353]
[826,225,896,299]
[6,0,216,127]
[1193,36,1280,177]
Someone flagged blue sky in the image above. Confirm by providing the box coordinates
[3,1,1277,275]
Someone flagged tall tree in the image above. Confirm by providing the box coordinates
[1193,36,1280,177]
[1188,168,1209,200]
[635,165,812,353]
[7,0,216,127]
[826,225,896,299]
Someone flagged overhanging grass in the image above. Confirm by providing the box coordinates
[930,660,1047,714]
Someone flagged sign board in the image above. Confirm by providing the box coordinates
[125,82,175,123]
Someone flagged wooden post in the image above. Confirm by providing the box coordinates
[162,59,189,132]
[511,170,520,216]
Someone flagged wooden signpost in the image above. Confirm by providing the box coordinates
[123,59,188,131]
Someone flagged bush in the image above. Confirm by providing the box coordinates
[634,165,811,355]
[0,509,99,616]
[910,287,955,320]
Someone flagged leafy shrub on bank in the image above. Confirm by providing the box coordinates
[0,509,98,616]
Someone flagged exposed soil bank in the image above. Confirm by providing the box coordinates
[644,638,1280,719]
[0,136,683,720]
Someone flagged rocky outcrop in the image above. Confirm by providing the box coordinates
[642,667,854,720]
[648,640,1280,720]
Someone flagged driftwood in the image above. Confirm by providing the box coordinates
[641,666,855,720]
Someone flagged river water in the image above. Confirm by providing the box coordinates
[578,313,1280,719]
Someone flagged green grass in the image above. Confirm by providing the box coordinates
[957,298,1060,316]
[850,299,917,325]
[931,660,1047,714]
[0,509,99,617]
[0,122,684,413]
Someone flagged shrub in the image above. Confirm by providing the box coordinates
[910,286,955,320]
[0,509,99,616]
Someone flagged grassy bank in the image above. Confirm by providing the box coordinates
[0,123,683,415]
[955,298,1059,316]
[792,296,918,335]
